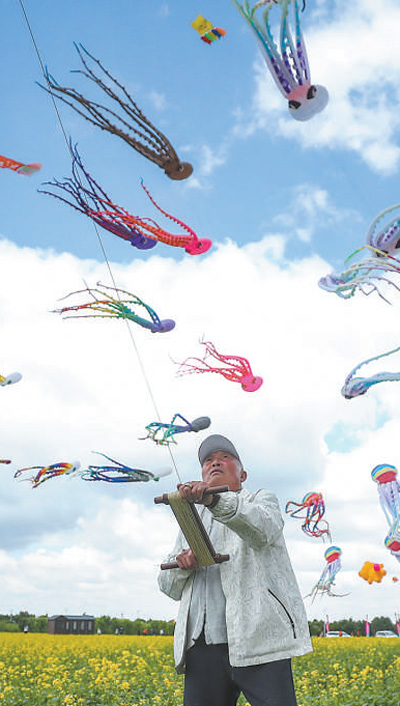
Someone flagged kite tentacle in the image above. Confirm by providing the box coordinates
[40,45,193,180]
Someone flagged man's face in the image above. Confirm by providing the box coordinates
[201,450,246,491]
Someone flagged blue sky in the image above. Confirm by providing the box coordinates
[1,0,400,623]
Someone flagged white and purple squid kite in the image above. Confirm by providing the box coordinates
[319,203,400,303]
[232,0,328,121]
[366,203,400,256]
[142,414,211,446]
[306,546,347,602]
[319,249,400,305]
[372,464,400,563]
[342,345,400,399]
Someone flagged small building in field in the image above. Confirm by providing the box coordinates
[48,614,95,635]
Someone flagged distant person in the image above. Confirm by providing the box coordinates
[159,434,312,706]
[23,625,29,634]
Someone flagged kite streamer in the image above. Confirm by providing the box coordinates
[142,414,211,446]
[358,561,386,585]
[40,43,193,180]
[0,154,41,176]
[0,372,22,387]
[81,452,172,483]
[372,464,400,562]
[342,345,400,399]
[0,460,11,464]
[15,462,80,488]
[191,15,226,44]
[285,491,331,540]
[231,0,328,121]
[307,546,347,601]
[177,340,263,392]
[40,146,211,255]
[54,283,175,334]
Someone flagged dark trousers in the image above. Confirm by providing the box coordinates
[184,641,298,706]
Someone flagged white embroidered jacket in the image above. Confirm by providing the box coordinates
[158,487,313,673]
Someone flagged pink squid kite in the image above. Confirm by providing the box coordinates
[0,154,41,176]
[372,464,400,562]
[177,340,263,392]
[231,0,328,121]
[40,144,211,255]
[285,491,331,540]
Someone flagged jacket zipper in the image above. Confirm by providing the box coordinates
[268,589,297,638]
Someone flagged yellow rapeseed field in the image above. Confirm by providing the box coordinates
[0,633,399,705]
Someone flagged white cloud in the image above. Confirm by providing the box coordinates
[148,91,167,112]
[234,0,400,174]
[1,234,400,620]
[272,184,360,244]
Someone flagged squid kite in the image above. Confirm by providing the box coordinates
[307,546,347,601]
[231,0,328,121]
[54,283,175,334]
[191,15,226,44]
[142,414,211,446]
[372,464,400,562]
[358,561,386,585]
[15,461,81,488]
[342,345,400,399]
[0,372,22,387]
[40,146,211,255]
[40,144,156,250]
[177,340,263,392]
[366,203,400,256]
[285,491,331,540]
[40,44,193,180]
[319,247,400,304]
[0,154,41,176]
[81,452,172,483]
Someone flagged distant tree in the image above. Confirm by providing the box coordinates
[13,611,36,632]
[308,620,324,637]
[95,616,115,634]
[371,616,396,634]
[33,615,48,633]
[0,619,19,633]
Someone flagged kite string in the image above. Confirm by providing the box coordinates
[16,0,182,483]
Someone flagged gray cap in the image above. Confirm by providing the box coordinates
[198,434,242,467]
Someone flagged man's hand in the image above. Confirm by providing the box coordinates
[177,481,213,505]
[176,548,199,570]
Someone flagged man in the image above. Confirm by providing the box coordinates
[158,434,312,706]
